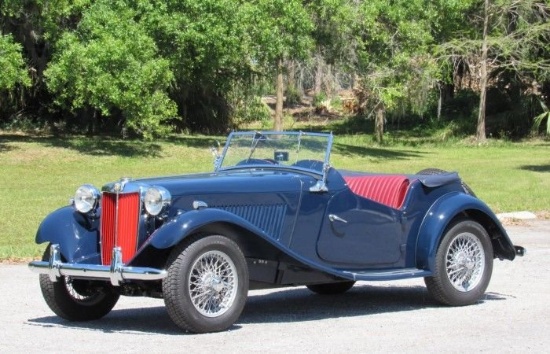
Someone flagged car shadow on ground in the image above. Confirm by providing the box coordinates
[26,284,509,335]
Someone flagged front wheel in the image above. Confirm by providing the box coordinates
[163,235,249,333]
[425,220,493,306]
[39,245,119,321]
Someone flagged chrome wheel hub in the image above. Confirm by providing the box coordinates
[188,250,238,317]
[445,233,485,292]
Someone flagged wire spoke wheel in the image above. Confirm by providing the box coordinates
[425,220,493,306]
[445,233,485,292]
[163,235,249,333]
[39,245,119,321]
[188,250,238,317]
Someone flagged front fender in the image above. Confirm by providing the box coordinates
[35,206,99,263]
[146,208,279,250]
[416,192,514,271]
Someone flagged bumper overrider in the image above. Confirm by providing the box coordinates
[28,244,167,286]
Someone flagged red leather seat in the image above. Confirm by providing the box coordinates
[343,175,410,209]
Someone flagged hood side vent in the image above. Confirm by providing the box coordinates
[217,204,287,240]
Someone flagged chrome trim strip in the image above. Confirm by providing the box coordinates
[28,244,166,286]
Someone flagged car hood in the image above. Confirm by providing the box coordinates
[131,169,311,197]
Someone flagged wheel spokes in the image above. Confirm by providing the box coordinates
[445,233,485,292]
[188,250,238,317]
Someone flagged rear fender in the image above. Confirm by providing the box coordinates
[35,206,99,263]
[416,192,516,271]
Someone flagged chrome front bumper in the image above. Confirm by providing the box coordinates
[28,244,167,286]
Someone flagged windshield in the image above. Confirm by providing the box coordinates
[217,131,333,173]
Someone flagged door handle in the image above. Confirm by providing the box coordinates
[328,214,348,223]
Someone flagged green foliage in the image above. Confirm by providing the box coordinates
[0,0,548,138]
[44,1,176,138]
[313,92,328,108]
[285,85,301,106]
[355,0,439,118]
[307,0,356,65]
[231,96,272,128]
[241,0,314,69]
[533,100,550,135]
[0,33,30,91]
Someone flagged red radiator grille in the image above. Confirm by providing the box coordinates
[100,192,140,265]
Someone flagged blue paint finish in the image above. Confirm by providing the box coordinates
[317,189,404,266]
[137,170,306,198]
[415,192,514,271]
[216,204,287,240]
[147,208,276,249]
[144,208,355,280]
[35,206,100,263]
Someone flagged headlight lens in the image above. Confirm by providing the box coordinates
[74,184,100,213]
[144,186,171,216]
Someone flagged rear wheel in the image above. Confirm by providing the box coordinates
[39,245,119,321]
[425,220,493,306]
[163,235,249,333]
[307,281,356,295]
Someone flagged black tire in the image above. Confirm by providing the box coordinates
[163,235,249,333]
[307,281,356,295]
[416,168,476,197]
[39,246,119,321]
[424,220,493,306]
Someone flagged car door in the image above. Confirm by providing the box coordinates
[316,189,405,267]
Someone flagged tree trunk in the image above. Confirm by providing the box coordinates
[437,82,443,121]
[477,0,490,142]
[375,102,385,143]
[314,53,323,95]
[287,60,296,93]
[274,58,284,131]
[325,64,333,96]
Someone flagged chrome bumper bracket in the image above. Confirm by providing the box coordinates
[28,244,167,286]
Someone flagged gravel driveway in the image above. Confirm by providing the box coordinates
[1,220,549,353]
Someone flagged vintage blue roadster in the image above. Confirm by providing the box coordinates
[29,131,524,333]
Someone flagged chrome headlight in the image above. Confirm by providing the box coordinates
[144,186,171,216]
[74,184,100,213]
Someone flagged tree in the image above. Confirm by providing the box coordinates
[0,0,94,119]
[354,0,439,142]
[478,0,490,141]
[241,0,314,131]
[436,0,550,141]
[306,0,356,96]
[141,0,256,133]
[0,32,30,96]
[0,33,29,90]
[44,1,176,138]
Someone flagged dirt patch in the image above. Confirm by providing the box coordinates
[0,257,33,265]
[500,218,530,227]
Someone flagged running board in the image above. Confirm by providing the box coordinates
[342,268,431,281]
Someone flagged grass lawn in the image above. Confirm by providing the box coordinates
[1,132,548,260]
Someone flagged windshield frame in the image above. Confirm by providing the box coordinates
[215,131,333,176]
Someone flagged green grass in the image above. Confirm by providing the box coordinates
[1,132,548,260]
